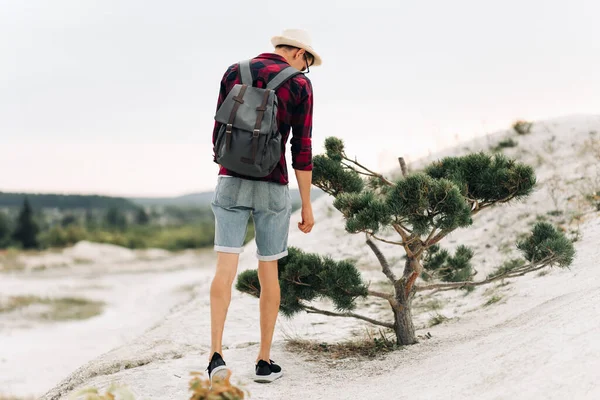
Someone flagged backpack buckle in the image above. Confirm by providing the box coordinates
[253,129,260,137]
[226,124,233,134]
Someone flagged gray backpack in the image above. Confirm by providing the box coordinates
[213,60,301,177]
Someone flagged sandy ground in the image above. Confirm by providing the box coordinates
[0,245,215,397]
[2,115,600,399]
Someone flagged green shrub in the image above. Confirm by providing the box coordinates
[39,225,88,248]
[493,138,519,152]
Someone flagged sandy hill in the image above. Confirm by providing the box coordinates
[39,115,600,400]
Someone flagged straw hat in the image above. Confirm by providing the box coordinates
[271,29,322,67]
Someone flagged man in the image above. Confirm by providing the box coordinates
[207,29,321,384]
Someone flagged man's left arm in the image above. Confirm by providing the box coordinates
[290,79,314,233]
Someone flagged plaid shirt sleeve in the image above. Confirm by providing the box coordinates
[212,65,237,163]
[290,78,313,171]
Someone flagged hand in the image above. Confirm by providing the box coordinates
[298,204,315,234]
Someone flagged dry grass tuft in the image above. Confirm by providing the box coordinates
[189,370,248,400]
[0,248,25,271]
[286,329,399,360]
[513,120,533,135]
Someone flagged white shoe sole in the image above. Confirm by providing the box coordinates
[210,365,230,384]
[254,371,283,383]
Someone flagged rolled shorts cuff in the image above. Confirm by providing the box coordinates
[214,245,244,254]
[256,249,288,262]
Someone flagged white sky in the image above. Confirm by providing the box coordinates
[1,0,599,197]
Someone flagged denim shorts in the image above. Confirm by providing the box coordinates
[211,176,292,261]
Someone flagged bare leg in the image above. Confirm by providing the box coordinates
[210,252,240,359]
[256,260,280,362]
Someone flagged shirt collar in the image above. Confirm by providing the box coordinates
[256,53,290,65]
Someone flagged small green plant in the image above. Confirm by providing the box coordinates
[513,120,533,135]
[569,229,582,243]
[484,295,503,307]
[429,313,449,327]
[584,191,600,211]
[492,138,519,152]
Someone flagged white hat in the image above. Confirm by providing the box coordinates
[271,29,322,67]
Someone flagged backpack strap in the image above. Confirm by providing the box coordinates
[239,60,253,85]
[250,90,271,163]
[266,67,302,91]
[225,84,248,150]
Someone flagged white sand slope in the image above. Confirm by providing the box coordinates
[27,115,600,399]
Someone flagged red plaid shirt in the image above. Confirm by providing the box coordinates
[212,53,313,185]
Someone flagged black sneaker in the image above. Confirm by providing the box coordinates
[206,352,230,384]
[254,359,283,383]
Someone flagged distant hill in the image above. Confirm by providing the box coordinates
[130,192,215,207]
[0,192,138,210]
[131,187,325,208]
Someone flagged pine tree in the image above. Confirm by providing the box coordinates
[0,212,11,248]
[85,208,97,230]
[12,197,40,249]
[237,137,575,345]
[61,214,78,227]
[105,207,127,231]
[135,208,150,225]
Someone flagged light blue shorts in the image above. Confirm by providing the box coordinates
[211,176,292,261]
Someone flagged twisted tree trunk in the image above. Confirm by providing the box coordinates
[366,233,421,346]
[392,288,417,345]
[391,254,421,345]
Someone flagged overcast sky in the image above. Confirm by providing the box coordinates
[1,0,599,197]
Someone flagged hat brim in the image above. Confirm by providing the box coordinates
[271,36,322,67]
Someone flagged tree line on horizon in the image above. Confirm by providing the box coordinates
[0,197,253,251]
[0,192,138,211]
